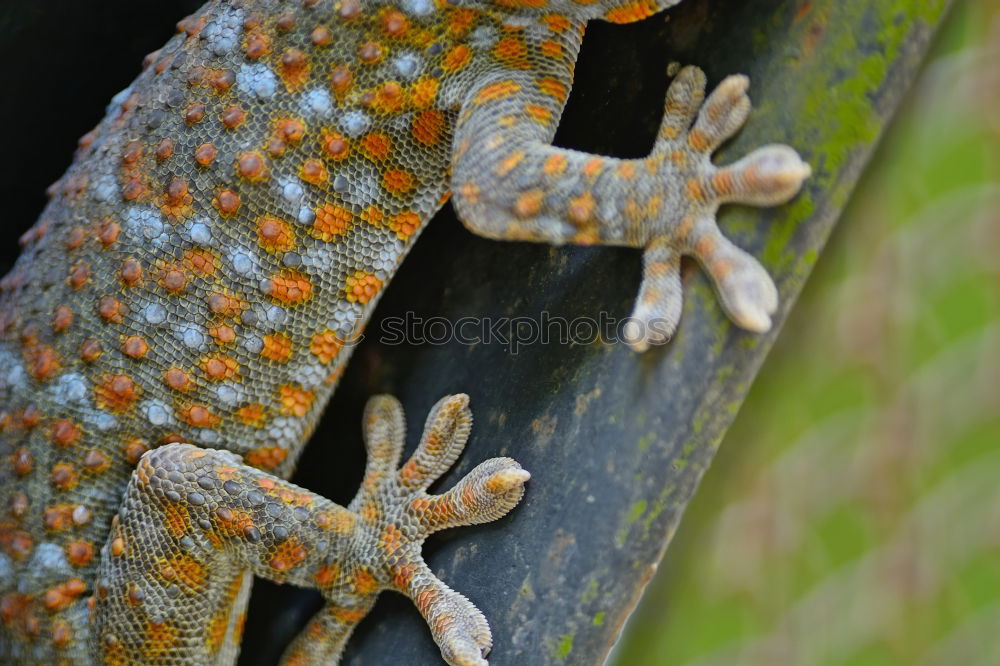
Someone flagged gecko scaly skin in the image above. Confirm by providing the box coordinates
[0,0,809,664]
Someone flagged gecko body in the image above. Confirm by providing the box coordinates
[0,0,808,663]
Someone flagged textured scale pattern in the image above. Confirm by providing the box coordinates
[0,0,809,663]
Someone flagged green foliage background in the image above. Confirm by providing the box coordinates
[613,2,1000,664]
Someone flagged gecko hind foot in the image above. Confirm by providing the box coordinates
[282,394,529,666]
[627,66,811,351]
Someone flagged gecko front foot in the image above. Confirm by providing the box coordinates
[281,394,529,666]
[627,66,812,350]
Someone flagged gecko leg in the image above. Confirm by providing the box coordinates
[92,395,528,666]
[452,65,810,351]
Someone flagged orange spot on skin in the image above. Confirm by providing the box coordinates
[686,178,707,203]
[185,102,206,124]
[12,447,33,474]
[257,217,296,252]
[122,336,149,359]
[411,110,445,146]
[568,192,596,226]
[98,296,124,323]
[67,262,89,289]
[352,570,378,595]
[82,449,112,474]
[244,31,270,59]
[524,104,553,124]
[51,419,82,447]
[309,330,343,364]
[270,537,309,573]
[687,128,709,152]
[95,374,140,412]
[161,177,192,217]
[392,561,416,589]
[542,13,572,32]
[514,190,544,218]
[583,158,604,178]
[200,355,239,381]
[330,66,353,98]
[279,48,311,91]
[80,339,102,362]
[159,553,207,591]
[221,104,246,129]
[52,305,73,333]
[474,80,521,104]
[207,291,244,318]
[313,563,340,586]
[380,523,404,556]
[543,154,568,178]
[344,271,382,304]
[22,338,61,381]
[163,503,190,539]
[124,438,149,464]
[537,77,568,101]
[311,24,333,46]
[321,130,350,160]
[261,333,293,362]
[299,158,328,185]
[195,142,218,166]
[442,45,472,72]
[388,212,420,240]
[410,76,439,108]
[42,504,91,532]
[209,324,236,345]
[178,404,220,428]
[65,541,95,567]
[496,150,526,177]
[0,528,34,559]
[244,447,288,470]
[712,170,734,196]
[142,620,179,661]
[358,42,384,65]
[214,507,256,538]
[51,463,79,491]
[605,0,659,23]
[382,169,415,195]
[184,249,217,276]
[66,227,85,250]
[539,40,563,58]
[359,206,384,227]
[279,385,314,417]
[382,9,409,36]
[164,368,195,392]
[43,578,86,612]
[206,609,229,654]
[332,607,368,623]
[360,132,392,160]
[237,152,268,182]
[447,7,477,35]
[315,509,355,534]
[120,257,143,286]
[236,404,267,427]
[276,118,306,147]
[369,81,406,114]
[97,218,120,246]
[494,37,529,68]
[312,203,352,241]
[266,270,313,304]
[51,619,73,648]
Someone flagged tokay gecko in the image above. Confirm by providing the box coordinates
[0,0,809,664]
